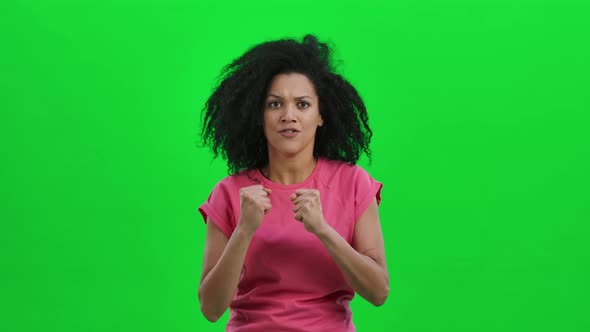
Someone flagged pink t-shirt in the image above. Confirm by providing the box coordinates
[199,157,383,332]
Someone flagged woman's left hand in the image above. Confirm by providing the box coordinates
[290,189,328,235]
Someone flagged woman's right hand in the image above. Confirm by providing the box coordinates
[237,185,272,236]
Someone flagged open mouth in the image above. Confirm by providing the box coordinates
[278,128,300,137]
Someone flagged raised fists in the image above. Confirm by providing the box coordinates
[238,186,328,236]
[238,185,272,236]
[290,189,328,235]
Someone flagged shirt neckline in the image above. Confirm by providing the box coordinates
[255,157,323,190]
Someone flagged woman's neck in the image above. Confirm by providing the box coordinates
[261,154,318,185]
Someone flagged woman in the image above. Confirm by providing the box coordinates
[198,34,389,332]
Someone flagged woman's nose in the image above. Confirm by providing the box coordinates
[281,105,296,122]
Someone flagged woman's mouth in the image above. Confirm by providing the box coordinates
[278,129,300,138]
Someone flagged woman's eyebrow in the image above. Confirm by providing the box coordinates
[267,93,313,99]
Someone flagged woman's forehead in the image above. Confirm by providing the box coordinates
[267,73,317,97]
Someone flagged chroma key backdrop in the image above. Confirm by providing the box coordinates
[2,1,589,331]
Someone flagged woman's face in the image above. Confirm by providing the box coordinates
[263,73,323,159]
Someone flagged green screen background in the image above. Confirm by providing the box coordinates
[2,0,589,331]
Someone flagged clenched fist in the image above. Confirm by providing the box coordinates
[290,189,327,235]
[238,185,272,236]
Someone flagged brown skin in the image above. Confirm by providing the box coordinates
[262,73,323,185]
[237,185,272,234]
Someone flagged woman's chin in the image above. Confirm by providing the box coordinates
[268,140,314,159]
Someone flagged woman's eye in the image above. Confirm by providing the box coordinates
[298,101,310,108]
[269,101,281,108]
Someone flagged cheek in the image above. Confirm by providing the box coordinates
[263,111,276,125]
[262,113,275,138]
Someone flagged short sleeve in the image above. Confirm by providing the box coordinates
[353,166,383,222]
[198,180,236,238]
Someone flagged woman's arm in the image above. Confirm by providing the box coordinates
[199,185,270,322]
[315,198,390,306]
[198,217,253,322]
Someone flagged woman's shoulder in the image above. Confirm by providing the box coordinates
[320,157,369,175]
[213,168,262,190]
[317,157,373,187]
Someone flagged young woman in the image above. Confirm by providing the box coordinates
[198,34,389,332]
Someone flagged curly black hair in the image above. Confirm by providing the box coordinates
[199,34,372,174]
